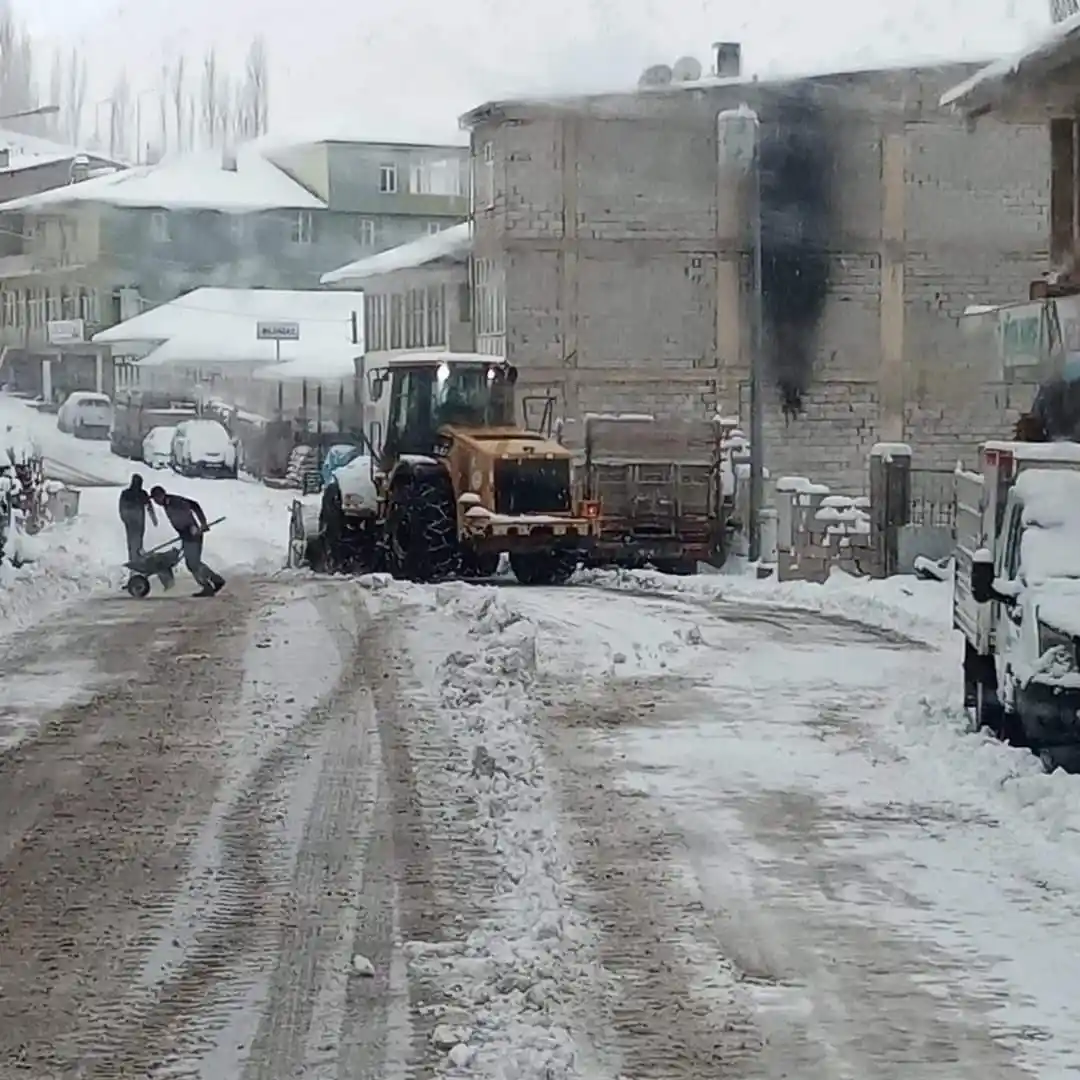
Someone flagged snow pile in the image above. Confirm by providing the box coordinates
[575,564,952,644]
[887,668,1080,841]
[0,515,121,637]
[402,585,594,1078]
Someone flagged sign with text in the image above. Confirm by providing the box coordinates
[46,318,85,345]
[256,320,300,341]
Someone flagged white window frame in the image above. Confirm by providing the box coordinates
[483,141,495,210]
[358,217,376,247]
[150,211,170,242]
[2,290,13,327]
[291,211,313,245]
[410,162,427,195]
[379,163,398,194]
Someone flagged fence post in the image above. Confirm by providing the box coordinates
[870,443,912,578]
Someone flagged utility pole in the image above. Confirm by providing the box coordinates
[718,105,765,562]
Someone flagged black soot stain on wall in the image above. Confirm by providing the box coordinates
[758,88,833,417]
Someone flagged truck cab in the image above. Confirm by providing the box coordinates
[955,440,1080,765]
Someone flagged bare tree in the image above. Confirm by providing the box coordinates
[63,47,87,144]
[109,70,130,160]
[201,48,221,145]
[157,61,170,153]
[171,54,186,152]
[245,35,269,136]
[0,1,36,127]
[47,51,62,138]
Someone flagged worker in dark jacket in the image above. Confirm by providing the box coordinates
[149,485,225,596]
[118,474,157,562]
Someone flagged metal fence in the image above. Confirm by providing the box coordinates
[909,468,956,528]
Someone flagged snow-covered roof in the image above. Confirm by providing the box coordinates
[321,221,470,285]
[93,287,363,349]
[0,128,117,176]
[941,14,1080,116]
[461,57,994,128]
[252,351,359,382]
[0,144,324,214]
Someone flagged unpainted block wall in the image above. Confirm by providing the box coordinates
[471,63,1049,491]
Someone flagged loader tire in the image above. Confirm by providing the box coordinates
[387,475,459,582]
[510,549,579,586]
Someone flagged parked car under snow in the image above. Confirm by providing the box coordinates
[170,419,239,478]
[142,425,177,469]
[57,391,113,440]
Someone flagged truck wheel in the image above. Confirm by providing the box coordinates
[387,475,459,582]
[510,549,579,585]
[461,551,500,578]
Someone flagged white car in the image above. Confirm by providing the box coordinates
[142,425,177,469]
[170,419,238,478]
[57,391,112,440]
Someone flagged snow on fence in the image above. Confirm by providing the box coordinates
[775,444,921,582]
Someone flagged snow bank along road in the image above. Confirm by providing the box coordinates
[4,566,1080,1078]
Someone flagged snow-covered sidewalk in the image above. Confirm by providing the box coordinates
[0,392,296,637]
[377,568,1080,1078]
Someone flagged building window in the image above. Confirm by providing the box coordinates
[426,221,443,236]
[150,211,170,242]
[62,289,77,319]
[389,293,404,349]
[483,142,495,210]
[1,290,13,328]
[358,217,376,247]
[291,211,313,244]
[230,215,245,243]
[426,285,446,347]
[379,163,398,194]
[473,257,504,338]
[404,288,426,348]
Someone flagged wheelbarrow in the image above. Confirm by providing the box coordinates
[123,517,225,598]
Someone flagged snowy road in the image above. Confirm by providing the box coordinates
[0,575,426,1079]
[5,495,1080,1079]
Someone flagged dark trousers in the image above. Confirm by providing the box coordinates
[123,518,145,563]
[181,535,225,589]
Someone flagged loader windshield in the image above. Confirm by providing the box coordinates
[433,363,514,428]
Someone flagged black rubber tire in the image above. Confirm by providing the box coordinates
[318,484,345,571]
[509,549,579,586]
[387,475,459,582]
[461,551,500,579]
[126,574,151,598]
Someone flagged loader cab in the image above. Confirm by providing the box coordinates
[371,352,518,459]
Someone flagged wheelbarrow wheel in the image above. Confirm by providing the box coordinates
[126,573,151,599]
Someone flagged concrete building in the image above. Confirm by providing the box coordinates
[266,137,469,252]
[943,11,1080,289]
[0,138,467,400]
[321,221,473,361]
[459,55,1050,490]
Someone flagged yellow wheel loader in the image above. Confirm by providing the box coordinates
[295,352,600,584]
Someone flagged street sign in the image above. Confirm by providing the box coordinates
[256,320,300,341]
[46,318,85,345]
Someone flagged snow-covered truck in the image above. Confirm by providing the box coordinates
[575,413,744,572]
[954,439,1080,767]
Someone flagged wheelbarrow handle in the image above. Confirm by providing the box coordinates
[141,516,227,556]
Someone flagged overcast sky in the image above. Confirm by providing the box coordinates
[23,0,1048,144]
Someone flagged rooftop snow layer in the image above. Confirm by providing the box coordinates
[252,352,359,382]
[0,144,324,214]
[941,12,1080,112]
[93,287,363,347]
[0,128,116,176]
[321,221,470,285]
